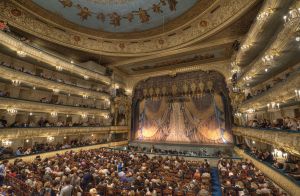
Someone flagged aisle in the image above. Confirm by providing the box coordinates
[211,167,222,196]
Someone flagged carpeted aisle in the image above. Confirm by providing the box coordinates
[211,167,222,196]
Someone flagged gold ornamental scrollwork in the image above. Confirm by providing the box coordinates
[0,0,258,56]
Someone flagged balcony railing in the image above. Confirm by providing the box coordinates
[239,69,300,111]
[233,126,300,156]
[0,126,129,140]
[234,147,300,195]
[0,31,111,85]
[0,63,110,99]
[0,96,109,116]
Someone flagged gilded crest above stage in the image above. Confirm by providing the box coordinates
[131,71,233,145]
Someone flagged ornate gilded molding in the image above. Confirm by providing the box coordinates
[238,1,300,86]
[239,70,300,111]
[0,0,259,56]
[0,31,111,84]
[0,97,110,116]
[0,64,110,100]
[0,126,129,140]
[234,147,300,196]
[125,60,231,90]
[234,0,292,67]
[233,127,300,156]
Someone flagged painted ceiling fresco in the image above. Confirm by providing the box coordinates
[32,0,198,32]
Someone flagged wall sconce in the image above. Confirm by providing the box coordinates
[81,113,87,119]
[47,136,54,142]
[53,89,60,94]
[103,114,109,119]
[82,94,88,99]
[7,108,17,115]
[295,89,300,101]
[240,44,252,50]
[267,102,280,112]
[16,44,26,57]
[2,139,12,147]
[12,79,21,86]
[50,112,57,117]
[56,66,63,71]
[83,75,89,80]
[246,108,255,114]
[234,112,242,117]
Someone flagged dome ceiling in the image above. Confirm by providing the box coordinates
[32,0,197,33]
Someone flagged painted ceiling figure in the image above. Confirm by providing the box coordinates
[76,5,91,20]
[126,13,134,22]
[110,12,121,27]
[168,0,178,11]
[152,3,162,13]
[97,13,105,22]
[138,8,150,23]
[59,0,73,8]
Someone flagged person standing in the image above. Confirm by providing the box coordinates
[0,160,8,186]
[59,179,73,196]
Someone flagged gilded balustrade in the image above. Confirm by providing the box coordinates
[239,69,300,111]
[234,0,292,67]
[233,127,300,156]
[0,126,129,140]
[0,31,111,84]
[0,64,110,100]
[234,147,300,196]
[0,97,109,116]
[238,0,300,86]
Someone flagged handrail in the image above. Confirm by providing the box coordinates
[244,149,300,186]
[0,31,111,84]
[235,126,299,133]
[0,63,110,95]
[0,96,109,116]
[0,95,109,110]
[0,64,110,100]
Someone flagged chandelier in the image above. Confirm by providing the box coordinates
[47,136,54,142]
[81,113,87,119]
[256,8,275,21]
[82,94,88,99]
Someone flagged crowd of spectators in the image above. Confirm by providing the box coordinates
[0,88,108,110]
[0,116,107,128]
[0,61,109,94]
[218,158,287,195]
[249,146,300,182]
[246,117,300,131]
[245,70,293,101]
[2,148,212,195]
[0,138,108,160]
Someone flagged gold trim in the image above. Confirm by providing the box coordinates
[0,0,259,56]
[0,97,109,116]
[233,127,300,156]
[235,147,300,196]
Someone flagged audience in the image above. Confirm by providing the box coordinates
[0,61,109,94]
[2,148,212,195]
[218,158,287,195]
[242,117,300,131]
